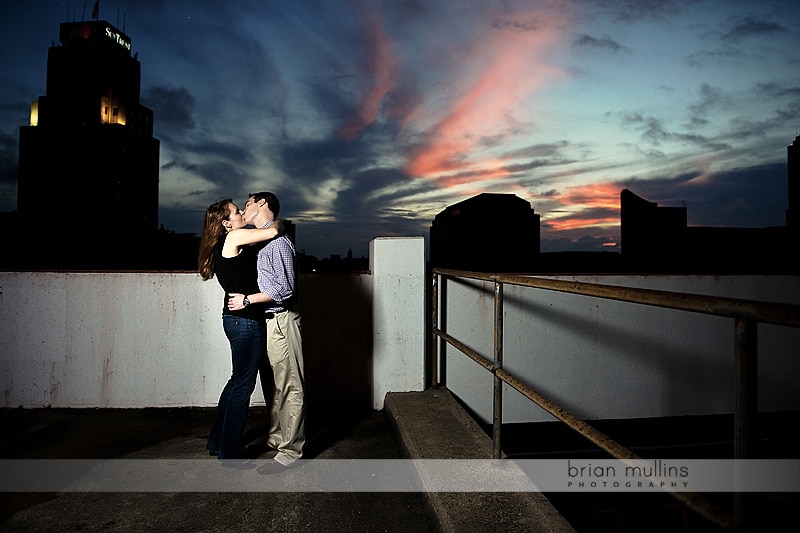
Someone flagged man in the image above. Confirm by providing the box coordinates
[232,191,305,474]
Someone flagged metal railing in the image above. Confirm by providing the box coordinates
[431,268,800,531]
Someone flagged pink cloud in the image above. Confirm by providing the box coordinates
[542,182,621,231]
[404,6,570,183]
[557,182,621,210]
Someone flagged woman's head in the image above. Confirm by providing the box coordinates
[205,198,243,230]
[198,198,243,280]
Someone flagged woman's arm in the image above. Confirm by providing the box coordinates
[227,220,284,247]
[220,221,284,257]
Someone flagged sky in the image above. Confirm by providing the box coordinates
[0,0,798,259]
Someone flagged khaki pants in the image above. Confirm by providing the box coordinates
[264,310,305,465]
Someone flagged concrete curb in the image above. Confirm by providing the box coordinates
[385,388,576,533]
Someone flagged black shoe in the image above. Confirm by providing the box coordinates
[244,443,270,458]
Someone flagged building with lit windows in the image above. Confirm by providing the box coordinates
[15,19,162,267]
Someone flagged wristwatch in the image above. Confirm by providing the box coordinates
[242,296,250,307]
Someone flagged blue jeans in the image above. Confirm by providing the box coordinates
[207,315,265,459]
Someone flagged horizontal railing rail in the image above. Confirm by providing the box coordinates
[432,268,800,531]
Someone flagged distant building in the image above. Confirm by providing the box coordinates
[430,136,798,275]
[621,187,796,274]
[7,18,197,269]
[620,189,688,272]
[620,134,800,274]
[430,193,540,272]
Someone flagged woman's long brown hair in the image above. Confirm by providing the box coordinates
[198,198,233,280]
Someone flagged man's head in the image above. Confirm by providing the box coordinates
[242,191,280,226]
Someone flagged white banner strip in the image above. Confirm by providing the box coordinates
[0,459,797,493]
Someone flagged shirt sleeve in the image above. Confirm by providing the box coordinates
[256,236,295,305]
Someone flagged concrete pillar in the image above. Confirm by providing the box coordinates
[369,237,426,409]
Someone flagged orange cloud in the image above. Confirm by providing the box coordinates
[556,182,621,210]
[546,216,618,231]
[540,181,621,231]
[404,6,570,183]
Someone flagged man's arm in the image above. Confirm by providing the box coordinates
[227,291,273,310]
[228,237,295,311]
[257,237,295,304]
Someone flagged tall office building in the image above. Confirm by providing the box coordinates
[17,19,160,266]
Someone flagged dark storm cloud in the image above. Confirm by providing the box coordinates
[687,14,790,67]
[684,48,747,69]
[504,160,565,174]
[505,141,569,159]
[491,15,545,32]
[753,82,800,126]
[721,17,787,42]
[688,83,729,117]
[144,85,195,129]
[620,111,724,149]
[271,129,423,225]
[332,167,413,215]
[724,93,799,143]
[572,34,626,53]
[620,162,787,228]
[294,212,430,259]
[189,138,255,168]
[605,0,680,24]
[684,164,788,228]
[755,82,800,99]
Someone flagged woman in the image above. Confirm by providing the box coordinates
[198,198,283,462]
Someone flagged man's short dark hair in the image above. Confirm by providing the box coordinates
[250,192,280,218]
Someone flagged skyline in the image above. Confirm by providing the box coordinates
[1,1,798,259]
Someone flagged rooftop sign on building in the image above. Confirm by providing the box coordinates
[59,20,132,53]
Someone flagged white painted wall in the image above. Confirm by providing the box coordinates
[0,237,427,408]
[4,249,797,422]
[0,271,229,407]
[439,275,800,425]
[370,237,427,409]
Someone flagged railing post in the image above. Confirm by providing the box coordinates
[432,272,439,388]
[734,316,758,458]
[492,280,504,460]
[734,315,758,531]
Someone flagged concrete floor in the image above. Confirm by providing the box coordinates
[0,405,434,532]
[1,389,579,533]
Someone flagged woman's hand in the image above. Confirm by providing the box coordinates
[272,219,284,235]
[227,293,246,311]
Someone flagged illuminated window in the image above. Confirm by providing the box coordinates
[100,96,126,125]
[29,100,39,126]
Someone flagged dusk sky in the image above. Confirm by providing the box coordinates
[1,0,798,258]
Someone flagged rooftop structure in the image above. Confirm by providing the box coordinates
[430,193,540,272]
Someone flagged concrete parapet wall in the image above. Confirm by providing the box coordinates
[0,237,426,408]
